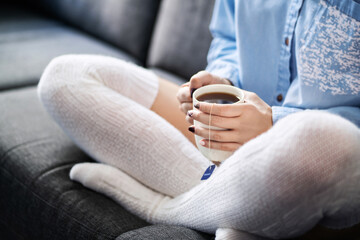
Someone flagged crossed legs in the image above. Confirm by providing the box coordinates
[38,55,360,239]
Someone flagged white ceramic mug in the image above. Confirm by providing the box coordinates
[193,84,244,163]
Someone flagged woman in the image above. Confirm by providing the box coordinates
[37,0,360,239]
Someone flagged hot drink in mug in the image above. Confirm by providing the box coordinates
[193,84,244,163]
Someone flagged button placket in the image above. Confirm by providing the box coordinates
[275,0,304,105]
[285,37,290,46]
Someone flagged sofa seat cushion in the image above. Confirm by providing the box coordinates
[117,225,212,240]
[0,87,150,239]
[0,5,138,91]
[0,87,214,239]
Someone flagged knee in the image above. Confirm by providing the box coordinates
[37,54,86,104]
[292,111,359,164]
[277,110,359,161]
[38,55,75,93]
[265,111,359,198]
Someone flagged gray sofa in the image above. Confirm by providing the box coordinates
[0,0,215,239]
[1,0,359,239]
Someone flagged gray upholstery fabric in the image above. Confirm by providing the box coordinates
[147,0,215,80]
[0,87,150,239]
[0,5,138,91]
[34,0,160,62]
[117,225,213,240]
[151,67,187,86]
[0,6,139,91]
[0,86,214,239]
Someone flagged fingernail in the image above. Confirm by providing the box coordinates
[187,111,194,117]
[188,126,195,133]
[194,103,200,109]
[199,140,206,146]
[190,88,197,98]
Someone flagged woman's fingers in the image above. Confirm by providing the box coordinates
[188,110,233,128]
[185,115,194,124]
[189,71,214,95]
[199,139,242,151]
[195,102,254,117]
[177,85,193,114]
[188,107,248,129]
[186,89,273,147]
[191,126,241,143]
[180,102,193,114]
[188,125,253,145]
[176,86,192,103]
[189,71,231,97]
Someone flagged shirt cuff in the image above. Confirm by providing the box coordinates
[272,106,304,125]
[206,63,239,87]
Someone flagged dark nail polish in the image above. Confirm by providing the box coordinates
[188,126,195,133]
[194,103,200,109]
[190,88,197,98]
[187,111,193,117]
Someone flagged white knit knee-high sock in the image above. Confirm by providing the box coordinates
[70,163,270,240]
[38,54,211,197]
[70,111,360,239]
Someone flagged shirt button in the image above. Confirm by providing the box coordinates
[285,37,290,46]
[277,94,283,102]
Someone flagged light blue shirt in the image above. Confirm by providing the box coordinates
[206,0,360,128]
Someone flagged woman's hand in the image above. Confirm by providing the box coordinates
[177,71,231,118]
[187,90,273,151]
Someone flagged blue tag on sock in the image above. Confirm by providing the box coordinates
[201,165,216,180]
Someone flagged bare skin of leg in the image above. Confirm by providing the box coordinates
[150,78,196,146]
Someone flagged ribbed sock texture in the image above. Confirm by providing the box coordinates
[70,111,360,239]
[38,55,360,239]
[38,54,210,197]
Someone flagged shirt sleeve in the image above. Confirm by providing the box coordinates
[205,0,240,87]
[272,106,360,128]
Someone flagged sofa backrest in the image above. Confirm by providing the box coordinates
[147,0,215,80]
[34,0,160,63]
[31,0,215,79]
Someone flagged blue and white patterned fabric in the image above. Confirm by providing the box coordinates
[206,0,360,127]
